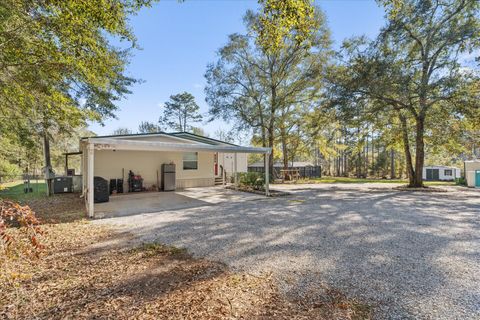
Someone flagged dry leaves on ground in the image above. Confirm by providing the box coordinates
[1,223,371,320]
[1,194,370,320]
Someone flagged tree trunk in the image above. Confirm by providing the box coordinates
[268,127,274,179]
[43,129,53,196]
[413,116,425,187]
[280,126,288,170]
[399,115,415,186]
[390,149,396,179]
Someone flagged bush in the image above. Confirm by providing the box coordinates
[455,177,466,186]
[1,200,43,255]
[238,172,265,190]
[0,160,22,182]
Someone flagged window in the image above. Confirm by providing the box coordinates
[183,152,198,170]
[444,169,452,176]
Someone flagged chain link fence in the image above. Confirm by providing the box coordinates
[0,174,46,196]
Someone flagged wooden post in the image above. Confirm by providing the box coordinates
[87,143,94,218]
[265,152,270,196]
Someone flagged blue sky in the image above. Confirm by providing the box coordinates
[89,0,386,138]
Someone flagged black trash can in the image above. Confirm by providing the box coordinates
[94,176,109,203]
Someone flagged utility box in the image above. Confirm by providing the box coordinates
[53,177,73,194]
[72,175,83,193]
[161,163,176,191]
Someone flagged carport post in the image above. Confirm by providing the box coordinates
[234,153,238,189]
[87,143,94,218]
[264,152,270,196]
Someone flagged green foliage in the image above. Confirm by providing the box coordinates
[0,0,152,183]
[138,121,161,133]
[159,92,202,132]
[455,177,467,186]
[0,161,22,182]
[239,172,265,190]
[206,8,331,171]
[255,0,319,54]
[112,127,133,135]
[326,0,480,186]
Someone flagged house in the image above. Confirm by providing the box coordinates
[464,160,480,187]
[78,132,270,217]
[422,166,460,181]
[248,161,321,179]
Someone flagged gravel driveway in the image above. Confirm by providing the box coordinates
[95,184,480,319]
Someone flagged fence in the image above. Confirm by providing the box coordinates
[0,174,46,196]
[248,166,322,179]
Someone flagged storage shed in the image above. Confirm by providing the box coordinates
[422,166,460,181]
[464,160,480,187]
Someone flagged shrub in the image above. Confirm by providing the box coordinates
[455,177,466,186]
[1,200,43,255]
[238,172,265,190]
[0,160,22,182]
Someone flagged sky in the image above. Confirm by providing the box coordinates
[89,0,386,139]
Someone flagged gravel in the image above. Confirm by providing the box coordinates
[95,184,480,319]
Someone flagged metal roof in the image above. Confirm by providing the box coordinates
[84,137,270,154]
[81,131,239,146]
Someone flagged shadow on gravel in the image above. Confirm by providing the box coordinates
[101,186,480,319]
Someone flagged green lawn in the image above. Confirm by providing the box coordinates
[0,179,47,201]
[297,176,456,186]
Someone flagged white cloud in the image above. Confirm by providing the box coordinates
[193,83,203,89]
[157,102,165,108]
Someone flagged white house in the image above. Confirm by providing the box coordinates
[422,166,460,181]
[464,160,480,187]
[78,131,270,217]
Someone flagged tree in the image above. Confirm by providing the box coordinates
[205,9,331,175]
[138,121,161,133]
[0,0,152,194]
[112,127,133,135]
[159,92,202,132]
[329,0,479,187]
[255,0,319,54]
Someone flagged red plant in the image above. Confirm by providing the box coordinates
[0,200,43,252]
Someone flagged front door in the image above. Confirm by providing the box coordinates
[426,169,439,181]
[476,171,480,187]
[214,153,218,176]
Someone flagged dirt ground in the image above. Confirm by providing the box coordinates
[1,194,371,320]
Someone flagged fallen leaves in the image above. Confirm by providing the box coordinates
[1,194,371,320]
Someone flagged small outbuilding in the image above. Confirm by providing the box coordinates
[464,160,480,187]
[422,166,460,181]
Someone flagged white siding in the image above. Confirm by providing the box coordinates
[422,166,460,181]
[93,149,214,190]
[465,161,480,187]
[218,153,248,175]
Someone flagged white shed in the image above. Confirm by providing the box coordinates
[464,160,480,187]
[422,166,460,181]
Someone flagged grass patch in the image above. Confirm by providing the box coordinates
[0,180,47,201]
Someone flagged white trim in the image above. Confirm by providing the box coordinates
[85,137,271,154]
[87,144,94,218]
[91,133,201,144]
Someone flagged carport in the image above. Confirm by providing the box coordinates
[81,137,271,218]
